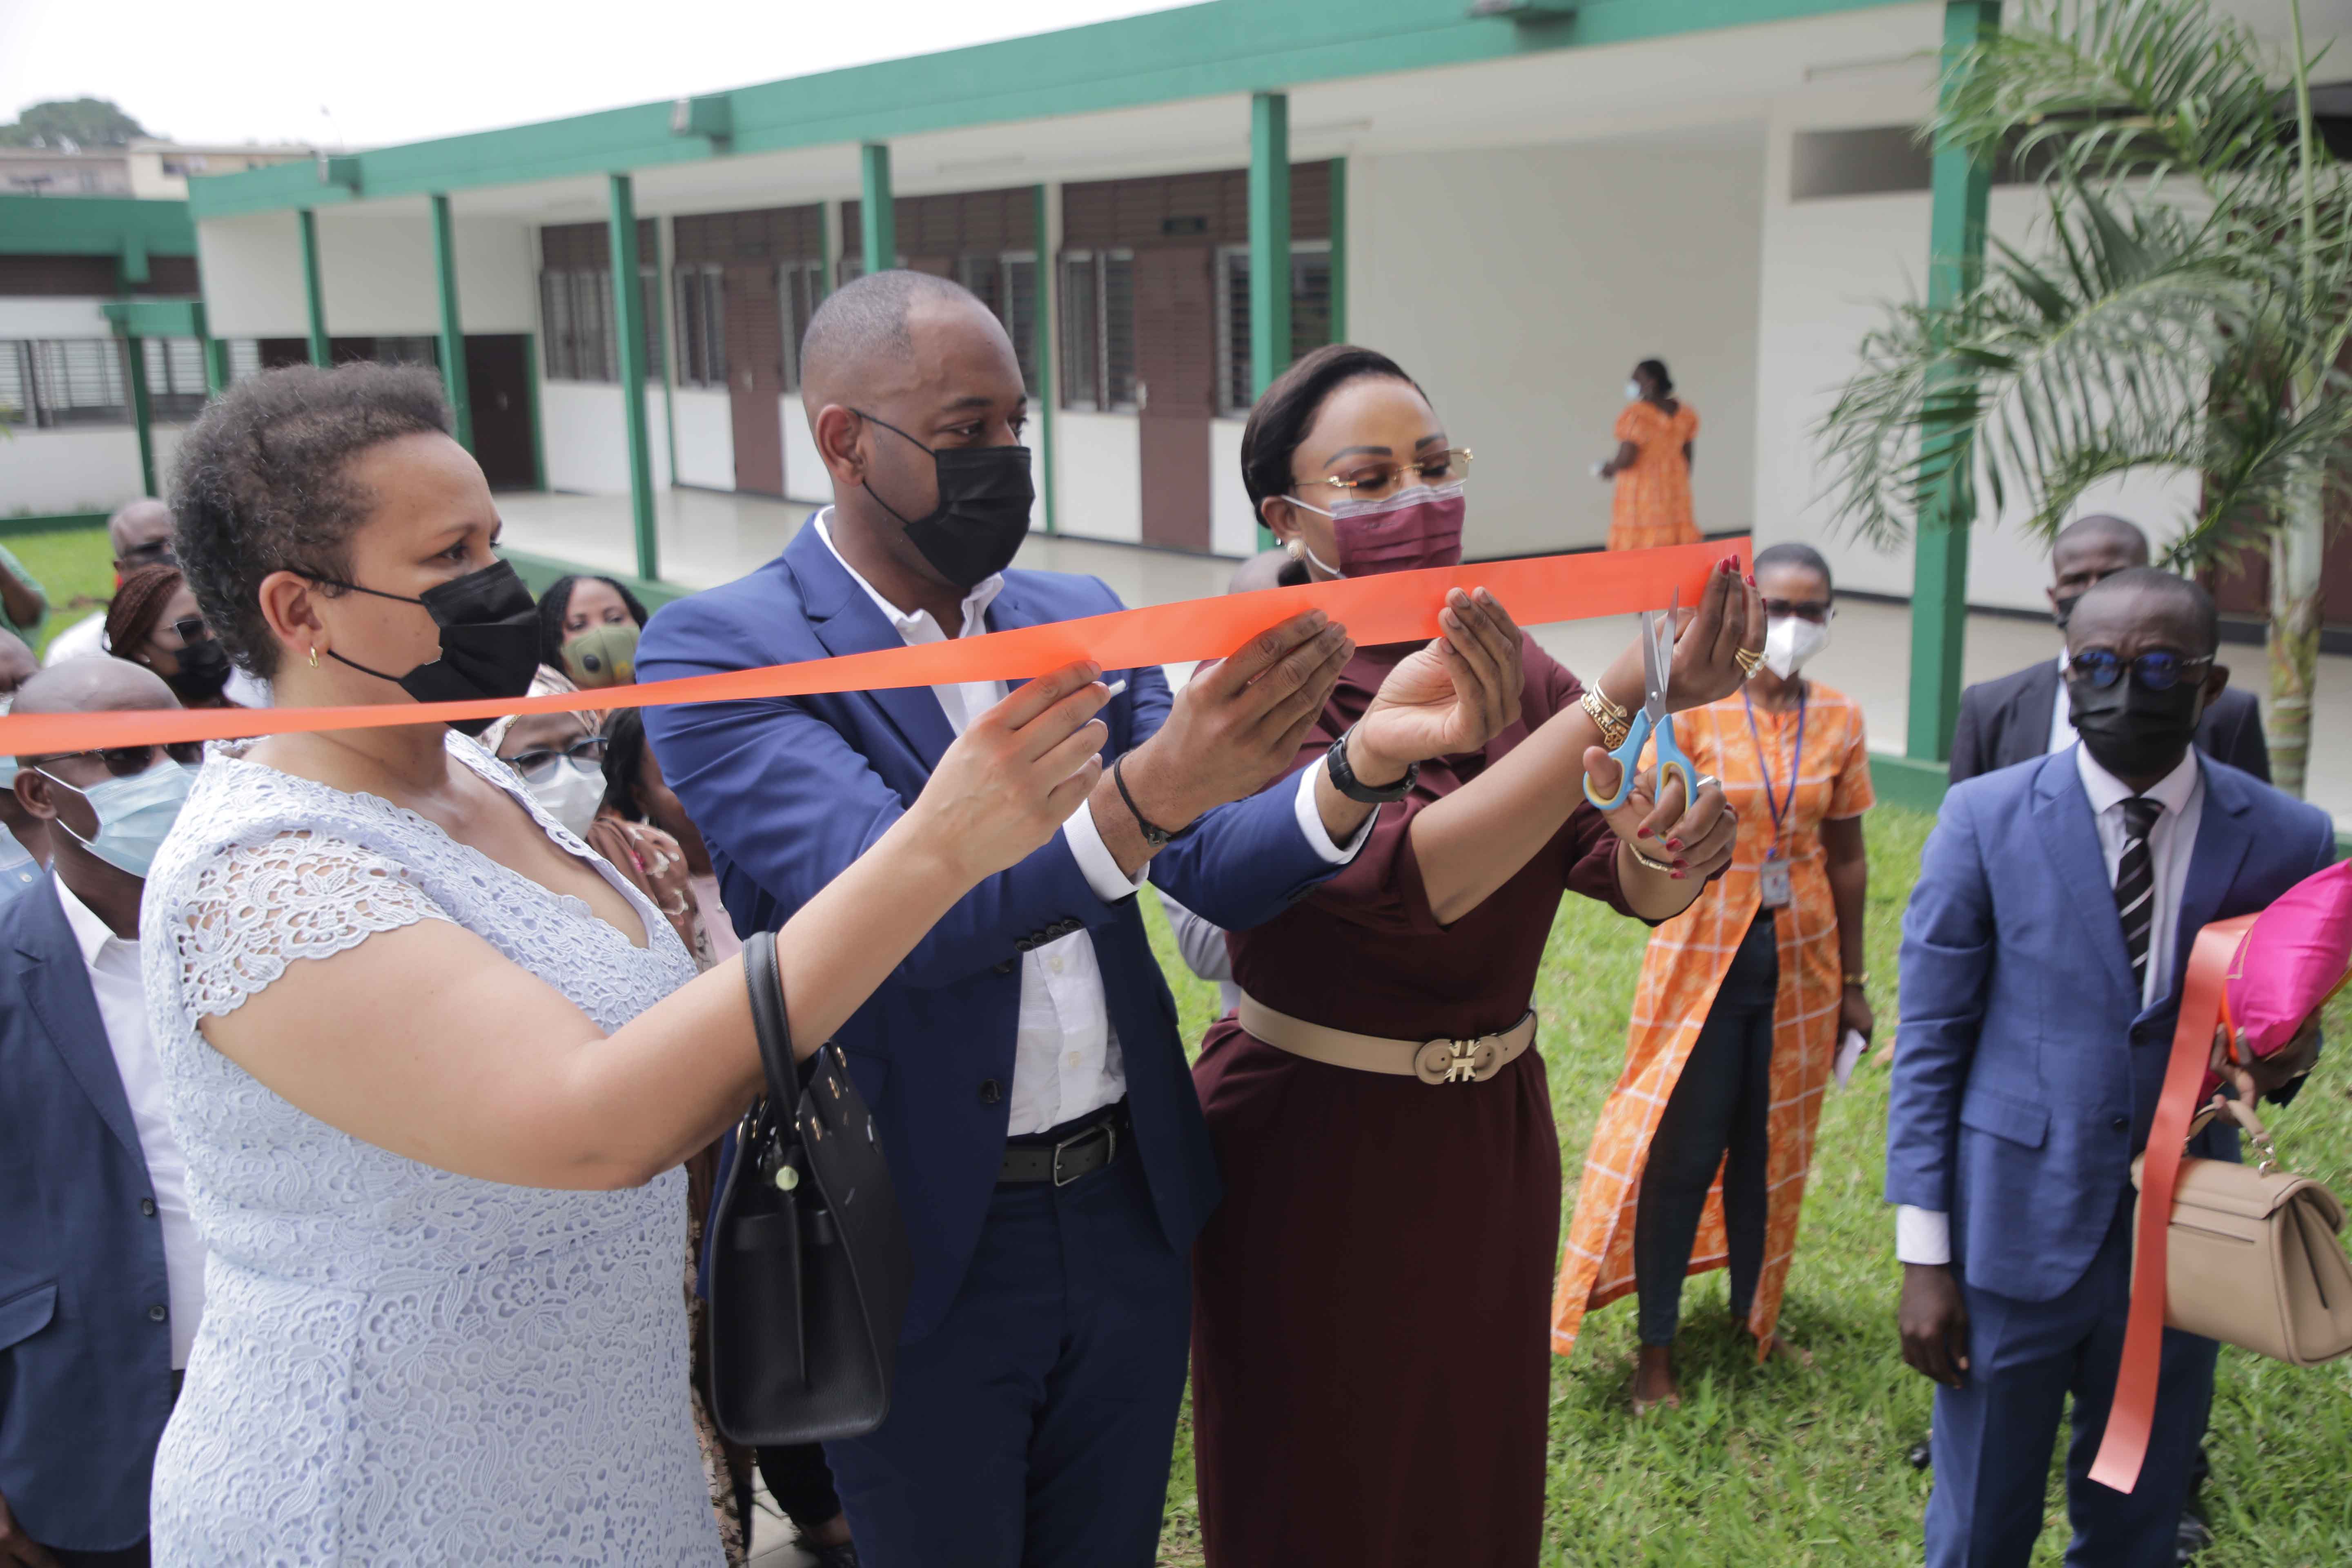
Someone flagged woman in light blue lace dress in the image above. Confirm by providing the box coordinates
[143,365,1113,1564]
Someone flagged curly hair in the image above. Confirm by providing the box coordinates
[102,563,188,662]
[537,574,650,671]
[169,363,453,678]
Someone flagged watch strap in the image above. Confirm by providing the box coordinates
[1113,755,1174,846]
[1325,726,1417,805]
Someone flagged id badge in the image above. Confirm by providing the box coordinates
[1759,854,1793,909]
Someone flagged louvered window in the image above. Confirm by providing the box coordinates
[0,339,130,426]
[1215,241,1333,416]
[1057,249,1136,413]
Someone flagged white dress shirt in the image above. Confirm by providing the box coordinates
[55,877,207,1366]
[1896,743,2206,1266]
[2048,652,2079,754]
[815,512,1365,1134]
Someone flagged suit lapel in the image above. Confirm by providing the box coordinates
[2029,752,2138,1004]
[11,880,143,1167]
[2168,757,2256,1006]
[788,521,960,771]
[2013,661,2060,769]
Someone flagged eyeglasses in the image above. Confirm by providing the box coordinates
[1302,448,1474,497]
[170,616,214,645]
[120,541,177,568]
[1762,598,1836,624]
[504,735,607,784]
[41,742,203,777]
[2069,648,2214,692]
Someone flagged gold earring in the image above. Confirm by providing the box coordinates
[307,646,320,669]
[1286,538,1305,561]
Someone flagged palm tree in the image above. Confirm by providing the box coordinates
[1817,0,2352,796]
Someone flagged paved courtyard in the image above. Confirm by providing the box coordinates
[497,488,2352,828]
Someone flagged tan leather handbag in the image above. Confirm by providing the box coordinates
[2130,1096,2352,1366]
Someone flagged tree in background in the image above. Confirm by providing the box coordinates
[0,98,152,149]
[1817,0,2352,796]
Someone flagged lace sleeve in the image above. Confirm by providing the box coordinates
[167,831,455,1020]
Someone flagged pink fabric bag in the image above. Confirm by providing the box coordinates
[2211,859,2352,1094]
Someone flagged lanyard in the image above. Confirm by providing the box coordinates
[1742,685,1806,854]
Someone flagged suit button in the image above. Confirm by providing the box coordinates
[979,1080,1003,1105]
[147,1304,167,1322]
[993,960,1015,976]
[140,1197,157,1217]
[2112,1116,2129,1131]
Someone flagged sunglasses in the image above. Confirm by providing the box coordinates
[505,735,607,784]
[1762,598,1835,624]
[2069,648,2214,693]
[41,742,203,777]
[171,616,214,644]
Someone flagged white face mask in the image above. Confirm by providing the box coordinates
[1761,615,1831,681]
[1625,380,1644,403]
[526,760,606,840]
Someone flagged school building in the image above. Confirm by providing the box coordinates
[4,0,2349,802]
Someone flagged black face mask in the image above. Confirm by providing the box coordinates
[2067,663,2208,781]
[166,637,232,703]
[853,409,1033,590]
[314,559,541,736]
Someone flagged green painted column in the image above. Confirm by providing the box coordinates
[203,336,230,396]
[608,173,659,581]
[1905,0,2001,764]
[1327,155,1348,343]
[818,200,835,301]
[860,144,895,270]
[298,208,330,367]
[1032,184,1056,536]
[1251,92,1291,550]
[430,194,474,452]
[123,335,156,496]
[649,216,677,493]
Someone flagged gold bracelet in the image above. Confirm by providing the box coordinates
[1629,845,1677,874]
[1581,685,1630,751]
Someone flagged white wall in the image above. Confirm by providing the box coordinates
[671,388,734,490]
[197,209,535,338]
[0,298,115,337]
[541,382,673,494]
[1209,418,1256,558]
[1751,95,2200,611]
[1053,411,1142,543]
[780,391,831,504]
[1350,135,1766,561]
[0,424,194,514]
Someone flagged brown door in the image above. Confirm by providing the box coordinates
[725,264,785,496]
[463,335,535,490]
[1132,247,1214,552]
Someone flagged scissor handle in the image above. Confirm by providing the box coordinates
[1582,709,1655,812]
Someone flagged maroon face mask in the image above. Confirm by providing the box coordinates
[1295,483,1467,577]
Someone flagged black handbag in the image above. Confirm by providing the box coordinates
[706,931,911,1446]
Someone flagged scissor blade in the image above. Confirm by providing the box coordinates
[1641,611,1671,721]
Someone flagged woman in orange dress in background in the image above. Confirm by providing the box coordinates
[1601,359,1701,551]
[1552,542,1875,1412]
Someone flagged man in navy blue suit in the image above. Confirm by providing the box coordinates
[0,660,204,1567]
[1889,568,2330,1567]
[639,270,1493,1566]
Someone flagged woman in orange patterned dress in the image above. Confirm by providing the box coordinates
[1551,542,1875,1412]
[1601,359,1701,551]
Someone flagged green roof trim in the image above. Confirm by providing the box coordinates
[187,0,1899,220]
[0,194,197,257]
[102,298,209,338]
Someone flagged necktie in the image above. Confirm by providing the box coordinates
[2116,796,2164,995]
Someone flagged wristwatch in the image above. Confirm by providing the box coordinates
[1843,971,1869,991]
[1325,726,1417,804]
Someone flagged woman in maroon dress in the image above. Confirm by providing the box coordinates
[1189,345,1762,1567]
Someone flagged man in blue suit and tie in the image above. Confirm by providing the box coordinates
[639,270,1493,1566]
[0,660,205,1567]
[1889,568,2330,1566]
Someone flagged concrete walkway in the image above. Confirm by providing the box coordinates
[496,488,2352,827]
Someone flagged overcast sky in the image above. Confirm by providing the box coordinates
[0,0,1192,150]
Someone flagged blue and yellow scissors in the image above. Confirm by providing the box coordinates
[1584,590,1700,813]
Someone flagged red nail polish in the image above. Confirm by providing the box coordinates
[1635,826,1651,839]
[1672,871,1687,880]
[1666,837,1682,851]
[1673,858,1688,870]
[1745,572,1757,586]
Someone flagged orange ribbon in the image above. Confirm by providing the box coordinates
[0,539,1748,755]
[2088,912,2256,1494]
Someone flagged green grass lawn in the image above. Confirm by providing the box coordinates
[3,524,115,660]
[1141,805,2352,1568]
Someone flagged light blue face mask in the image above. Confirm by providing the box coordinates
[33,758,195,879]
